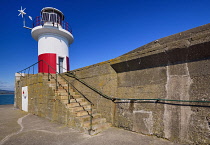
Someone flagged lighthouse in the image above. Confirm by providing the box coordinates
[31,7,74,74]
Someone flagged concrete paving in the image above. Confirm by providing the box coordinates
[0,105,182,145]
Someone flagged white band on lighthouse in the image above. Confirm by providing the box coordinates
[38,34,69,56]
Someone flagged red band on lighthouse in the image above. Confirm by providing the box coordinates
[66,56,69,71]
[38,53,56,73]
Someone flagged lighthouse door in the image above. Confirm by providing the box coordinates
[59,57,64,73]
[22,86,28,112]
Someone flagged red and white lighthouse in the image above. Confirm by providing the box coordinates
[31,7,74,73]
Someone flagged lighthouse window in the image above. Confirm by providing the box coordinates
[42,12,59,23]
[50,13,57,22]
[42,12,50,22]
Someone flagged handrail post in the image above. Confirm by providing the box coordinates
[42,60,44,74]
[48,65,50,81]
[68,83,70,104]
[56,73,58,91]
[28,67,30,77]
[33,65,34,75]
[89,104,93,135]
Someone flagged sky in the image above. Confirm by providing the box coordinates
[0,0,210,90]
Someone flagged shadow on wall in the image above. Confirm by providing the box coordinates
[111,41,210,73]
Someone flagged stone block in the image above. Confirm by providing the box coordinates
[132,110,153,134]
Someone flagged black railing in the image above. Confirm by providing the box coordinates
[65,72,210,104]
[33,16,72,34]
[17,60,94,133]
[17,61,39,76]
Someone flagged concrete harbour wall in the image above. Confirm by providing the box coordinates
[66,24,210,144]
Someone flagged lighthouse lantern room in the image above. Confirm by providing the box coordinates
[31,7,74,74]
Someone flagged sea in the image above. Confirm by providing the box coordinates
[0,94,14,105]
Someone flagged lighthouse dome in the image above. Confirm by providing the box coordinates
[41,7,65,21]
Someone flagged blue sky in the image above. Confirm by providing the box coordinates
[0,0,210,90]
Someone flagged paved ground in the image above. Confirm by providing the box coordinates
[0,105,182,145]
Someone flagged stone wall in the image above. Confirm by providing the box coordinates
[15,74,70,125]
[63,63,118,123]
[65,24,210,144]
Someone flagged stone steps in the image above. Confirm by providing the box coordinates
[55,88,74,92]
[55,89,77,96]
[87,123,111,135]
[69,105,91,112]
[70,98,85,103]
[57,95,69,100]
[56,92,69,96]
[83,118,106,127]
[45,74,111,135]
[75,110,89,117]
[76,113,101,123]
[61,100,69,104]
[48,83,68,88]
[66,101,88,108]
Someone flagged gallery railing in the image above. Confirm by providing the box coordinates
[33,16,72,34]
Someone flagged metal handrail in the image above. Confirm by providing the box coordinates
[43,60,94,133]
[65,72,210,104]
[66,72,115,101]
[17,60,94,133]
[17,61,39,75]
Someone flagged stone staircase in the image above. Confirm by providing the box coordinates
[44,74,111,135]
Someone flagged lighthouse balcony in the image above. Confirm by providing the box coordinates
[33,16,72,34]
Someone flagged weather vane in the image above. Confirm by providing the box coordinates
[18,6,32,29]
